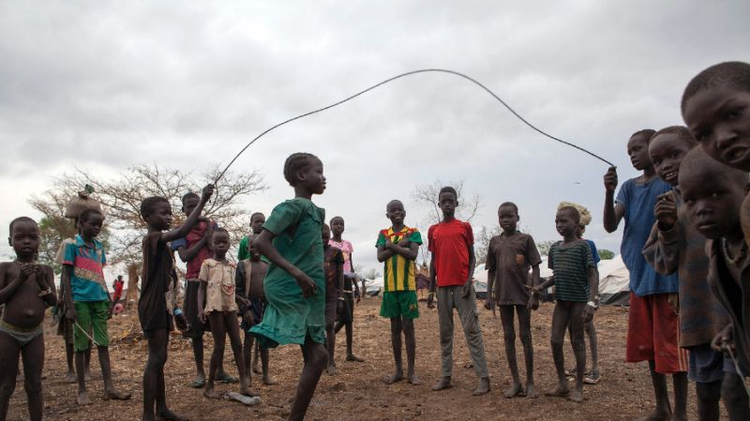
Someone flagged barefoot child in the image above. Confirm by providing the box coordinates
[0,217,57,421]
[235,234,276,385]
[322,224,345,375]
[330,216,365,363]
[427,186,490,395]
[62,209,130,405]
[138,184,213,421]
[250,152,329,421]
[237,212,267,376]
[484,202,541,398]
[603,129,687,420]
[642,126,731,421]
[376,200,423,385]
[678,147,750,420]
[197,228,253,398]
[533,206,598,403]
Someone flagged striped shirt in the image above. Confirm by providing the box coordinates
[548,240,593,302]
[376,226,422,292]
[62,234,109,302]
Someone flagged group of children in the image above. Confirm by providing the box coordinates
[1,60,749,421]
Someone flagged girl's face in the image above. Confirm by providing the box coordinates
[331,218,345,236]
[555,209,579,238]
[648,133,694,186]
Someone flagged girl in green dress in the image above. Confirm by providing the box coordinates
[250,152,327,421]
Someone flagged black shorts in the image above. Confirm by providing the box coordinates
[337,294,354,324]
[183,280,207,338]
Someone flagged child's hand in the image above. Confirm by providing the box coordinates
[603,166,618,193]
[19,263,38,282]
[484,297,494,311]
[427,292,436,309]
[198,310,206,324]
[243,310,254,326]
[175,313,188,331]
[294,271,316,298]
[668,293,679,315]
[711,324,734,353]
[528,295,540,311]
[461,280,473,298]
[654,192,678,230]
[65,305,77,321]
[201,184,215,201]
[582,304,595,323]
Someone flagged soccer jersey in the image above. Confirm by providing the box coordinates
[376,226,423,292]
[62,234,109,302]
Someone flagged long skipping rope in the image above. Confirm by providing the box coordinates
[214,68,614,184]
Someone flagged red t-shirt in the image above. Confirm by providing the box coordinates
[171,221,213,279]
[428,219,474,287]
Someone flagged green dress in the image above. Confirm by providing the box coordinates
[250,198,326,347]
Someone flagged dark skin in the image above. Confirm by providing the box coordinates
[427,191,487,395]
[0,220,56,421]
[253,157,328,421]
[247,213,265,375]
[321,225,345,375]
[140,184,213,421]
[62,212,131,405]
[376,200,422,385]
[483,205,540,399]
[197,230,253,399]
[532,208,597,404]
[331,216,364,362]
[59,227,92,383]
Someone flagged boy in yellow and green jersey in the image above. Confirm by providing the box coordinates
[376,200,423,385]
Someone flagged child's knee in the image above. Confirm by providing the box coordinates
[23,377,42,394]
[310,347,328,368]
[503,329,516,343]
[519,330,531,344]
[0,380,16,397]
[550,336,564,350]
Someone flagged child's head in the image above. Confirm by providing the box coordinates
[678,147,749,240]
[557,201,591,237]
[210,228,231,257]
[682,61,750,171]
[386,200,406,226]
[555,206,580,239]
[78,208,104,239]
[330,216,345,237]
[322,223,331,246]
[181,192,200,216]
[497,202,519,233]
[283,152,326,193]
[627,129,656,171]
[140,196,172,231]
[648,126,698,187]
[250,212,265,234]
[247,233,261,260]
[8,217,40,258]
[438,186,459,218]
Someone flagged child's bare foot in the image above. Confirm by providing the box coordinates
[525,383,540,399]
[203,386,221,399]
[216,372,238,384]
[104,389,131,400]
[262,375,277,385]
[77,391,92,406]
[568,389,584,403]
[544,384,570,398]
[407,374,423,385]
[84,370,92,381]
[346,354,364,362]
[240,385,258,397]
[504,382,523,398]
[327,365,338,376]
[64,371,77,383]
[637,408,672,421]
[473,377,491,396]
[156,409,189,421]
[383,372,404,385]
[431,376,452,391]
[252,361,261,375]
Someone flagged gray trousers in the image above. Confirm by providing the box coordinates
[437,284,489,379]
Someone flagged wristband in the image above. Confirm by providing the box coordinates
[173,308,183,316]
[586,301,598,309]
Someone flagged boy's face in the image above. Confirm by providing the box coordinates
[683,86,750,172]
[331,218,345,236]
[627,134,652,171]
[182,196,200,216]
[438,192,458,218]
[298,157,327,195]
[497,205,518,232]
[386,201,406,226]
[145,201,173,231]
[211,231,231,255]
[9,221,40,258]
[680,165,747,240]
[321,225,331,246]
[250,214,265,234]
[555,209,578,238]
[79,213,104,239]
[649,133,694,186]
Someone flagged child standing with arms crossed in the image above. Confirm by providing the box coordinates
[322,224,345,375]
[0,217,56,421]
[330,216,365,363]
[197,228,253,399]
[603,129,686,421]
[138,184,213,421]
[376,200,423,385]
[250,152,328,421]
[533,206,598,403]
[484,202,542,398]
[427,186,490,395]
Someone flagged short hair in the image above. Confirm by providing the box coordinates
[386,199,403,210]
[250,212,265,220]
[322,223,330,230]
[181,192,199,204]
[330,216,344,224]
[140,196,170,218]
[211,227,230,238]
[650,126,698,148]
[79,208,103,224]
[498,202,518,214]
[9,216,38,235]
[679,147,750,188]
[283,153,318,186]
[631,129,656,144]
[439,186,458,199]
[557,205,581,223]
[681,61,750,113]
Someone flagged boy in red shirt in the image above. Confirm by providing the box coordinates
[427,186,490,395]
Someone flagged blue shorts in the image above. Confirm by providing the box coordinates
[688,343,725,383]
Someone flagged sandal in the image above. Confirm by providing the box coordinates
[216,373,239,384]
[584,371,601,385]
[188,378,206,388]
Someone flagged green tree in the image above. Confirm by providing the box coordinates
[599,248,615,260]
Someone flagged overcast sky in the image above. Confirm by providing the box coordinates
[1,1,748,278]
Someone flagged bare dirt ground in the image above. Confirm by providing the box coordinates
[8,298,705,421]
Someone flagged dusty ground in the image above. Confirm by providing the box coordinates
[8,298,706,421]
